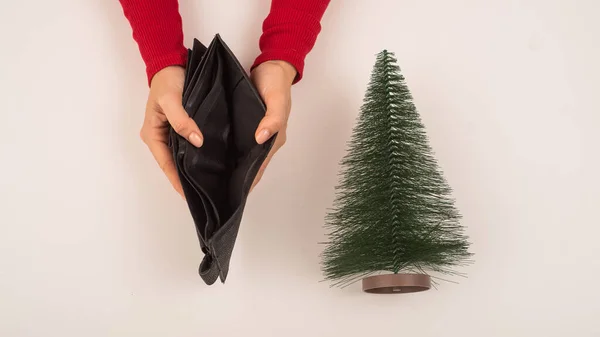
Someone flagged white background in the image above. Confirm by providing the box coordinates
[1,0,599,336]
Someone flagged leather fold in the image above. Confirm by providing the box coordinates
[169,34,276,285]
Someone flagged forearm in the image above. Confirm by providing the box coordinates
[119,0,187,85]
[253,0,331,83]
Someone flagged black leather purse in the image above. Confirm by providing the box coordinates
[169,34,276,285]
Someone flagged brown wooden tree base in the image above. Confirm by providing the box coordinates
[362,273,431,294]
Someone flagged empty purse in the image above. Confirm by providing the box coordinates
[169,34,276,285]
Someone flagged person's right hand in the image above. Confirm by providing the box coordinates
[139,65,203,198]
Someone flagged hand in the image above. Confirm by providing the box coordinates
[250,60,297,191]
[139,66,204,198]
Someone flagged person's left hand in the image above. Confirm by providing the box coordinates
[250,60,297,191]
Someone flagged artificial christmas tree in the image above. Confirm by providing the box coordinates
[321,50,472,294]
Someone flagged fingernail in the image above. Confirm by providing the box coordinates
[256,129,270,144]
[189,132,203,147]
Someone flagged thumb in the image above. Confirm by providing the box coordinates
[161,95,204,147]
[255,95,288,144]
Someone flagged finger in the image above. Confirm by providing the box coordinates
[250,133,285,191]
[144,136,185,198]
[255,94,289,144]
[251,154,270,192]
[160,95,204,147]
[250,169,264,193]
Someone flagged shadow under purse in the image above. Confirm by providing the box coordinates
[169,34,276,285]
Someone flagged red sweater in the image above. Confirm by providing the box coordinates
[119,0,330,85]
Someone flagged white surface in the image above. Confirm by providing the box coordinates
[1,0,599,336]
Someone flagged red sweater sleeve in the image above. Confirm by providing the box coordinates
[119,0,188,86]
[252,0,331,83]
[119,0,330,86]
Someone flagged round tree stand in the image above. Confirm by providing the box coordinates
[362,273,431,294]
